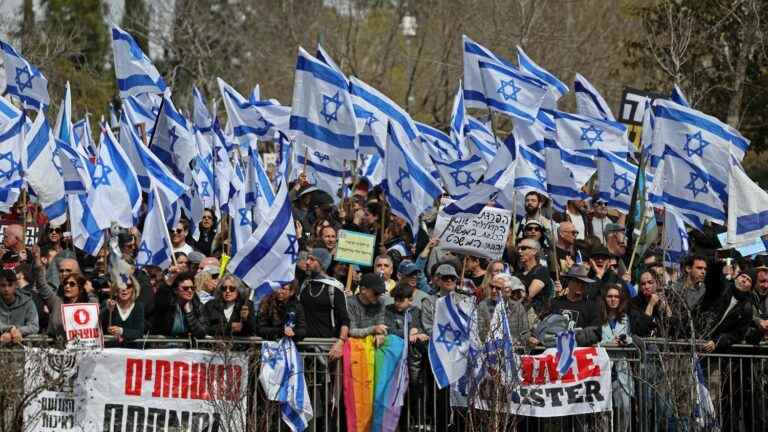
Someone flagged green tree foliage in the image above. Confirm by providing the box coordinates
[121,0,150,54]
[44,0,110,73]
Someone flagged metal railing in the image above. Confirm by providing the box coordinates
[3,336,768,431]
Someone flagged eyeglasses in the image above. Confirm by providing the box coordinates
[221,285,237,293]
[489,284,506,291]
[518,246,531,251]
[178,285,194,292]
[565,230,579,235]
[595,202,608,207]
[64,281,79,288]
[525,226,541,232]
[173,228,185,234]
[440,276,457,282]
[50,228,63,233]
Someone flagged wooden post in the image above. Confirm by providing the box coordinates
[460,255,468,288]
[345,264,355,294]
[137,123,148,146]
[627,213,649,276]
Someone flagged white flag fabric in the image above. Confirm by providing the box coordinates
[229,156,252,256]
[465,116,498,164]
[0,40,49,109]
[662,208,689,267]
[111,25,167,98]
[0,94,23,132]
[245,146,275,226]
[218,77,291,148]
[68,194,105,256]
[479,60,548,124]
[428,293,474,389]
[259,338,313,432]
[227,183,297,300]
[150,94,197,181]
[516,46,568,110]
[574,73,615,121]
[0,115,24,212]
[556,329,577,375]
[136,188,173,269]
[727,162,768,246]
[89,125,142,230]
[23,113,66,225]
[461,35,515,109]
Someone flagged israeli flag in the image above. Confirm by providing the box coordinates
[119,108,187,204]
[433,155,486,200]
[692,354,718,428]
[294,147,347,205]
[290,48,358,160]
[417,121,464,163]
[275,131,292,188]
[671,84,690,108]
[428,293,474,389]
[218,77,291,147]
[88,125,142,230]
[652,147,725,230]
[574,73,615,121]
[462,35,515,109]
[727,162,768,246]
[0,115,24,212]
[110,24,167,98]
[596,149,639,212]
[191,129,216,211]
[479,60,548,124]
[68,194,104,256]
[192,86,213,132]
[55,139,93,195]
[509,121,549,196]
[212,121,235,212]
[109,102,120,129]
[360,153,384,187]
[0,95,23,131]
[73,116,96,156]
[384,122,442,236]
[546,148,585,213]
[0,40,49,109]
[652,99,748,196]
[555,329,576,375]
[259,338,313,432]
[553,110,629,159]
[227,183,297,299]
[135,189,173,269]
[516,46,568,109]
[150,94,196,180]
[449,81,469,150]
[465,116,498,164]
[122,95,157,138]
[229,156,252,256]
[662,208,689,267]
[246,146,275,226]
[316,43,344,76]
[23,113,66,225]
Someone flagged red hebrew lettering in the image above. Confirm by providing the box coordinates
[520,356,534,385]
[124,358,143,396]
[152,360,171,398]
[575,347,601,380]
[144,359,153,381]
[73,308,90,325]
[216,365,226,400]
[206,364,217,401]
[225,365,242,401]
[172,361,190,399]
[190,363,209,400]
[560,366,576,384]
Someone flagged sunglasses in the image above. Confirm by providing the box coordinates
[64,281,79,287]
[173,228,185,234]
[595,202,608,207]
[50,228,63,233]
[178,285,194,292]
[440,276,457,282]
[221,285,237,293]
[525,226,541,232]
[489,284,506,291]
[518,246,532,251]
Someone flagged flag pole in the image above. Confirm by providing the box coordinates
[549,217,561,284]
[152,185,178,267]
[627,213,648,276]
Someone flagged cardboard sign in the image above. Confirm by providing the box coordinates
[61,303,102,350]
[434,205,512,260]
[335,229,376,266]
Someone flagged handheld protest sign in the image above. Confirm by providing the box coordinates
[61,303,103,350]
[433,203,512,260]
[335,229,376,267]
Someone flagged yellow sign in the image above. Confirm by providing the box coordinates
[335,229,376,266]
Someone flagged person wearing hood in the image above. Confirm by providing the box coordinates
[0,268,39,343]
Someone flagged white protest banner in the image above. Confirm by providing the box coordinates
[474,347,612,417]
[61,303,102,350]
[23,349,82,432]
[75,349,249,431]
[434,202,512,260]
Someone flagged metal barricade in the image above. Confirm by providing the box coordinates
[2,337,768,431]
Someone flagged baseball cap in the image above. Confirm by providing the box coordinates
[398,260,421,276]
[434,264,458,278]
[359,273,386,294]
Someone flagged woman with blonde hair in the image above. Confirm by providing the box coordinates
[100,275,145,346]
[479,260,508,300]
[194,267,219,304]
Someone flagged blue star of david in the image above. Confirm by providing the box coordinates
[0,152,20,180]
[450,168,475,189]
[678,228,689,244]
[168,126,179,148]
[683,131,709,158]
[684,172,709,198]
[137,241,153,264]
[395,168,412,203]
[320,91,342,124]
[14,67,33,93]
[611,172,631,196]
[284,234,299,264]
[364,112,378,128]
[533,168,546,184]
[435,322,463,352]
[92,159,113,188]
[580,125,604,146]
[436,145,450,161]
[313,151,330,163]
[261,345,283,369]
[496,79,521,102]
[238,208,251,227]
[53,155,63,176]
[200,180,211,197]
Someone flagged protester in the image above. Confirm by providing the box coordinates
[346,273,388,345]
[589,199,611,244]
[192,209,218,256]
[204,274,255,337]
[258,280,306,341]
[151,271,208,339]
[171,220,195,255]
[464,255,487,290]
[605,223,628,264]
[0,268,38,342]
[373,254,397,292]
[100,275,145,346]
[515,238,552,314]
[42,273,98,337]
[194,266,219,304]
[477,274,532,342]
[543,264,601,345]
[421,263,462,334]
[598,284,634,432]
[630,269,671,337]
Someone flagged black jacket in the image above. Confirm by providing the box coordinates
[704,283,753,350]
[100,302,145,346]
[629,294,666,337]
[257,298,307,341]
[151,284,208,338]
[204,298,257,337]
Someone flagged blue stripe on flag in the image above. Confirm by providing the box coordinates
[654,104,749,154]
[289,116,356,150]
[736,210,768,235]
[232,196,292,276]
[295,55,348,89]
